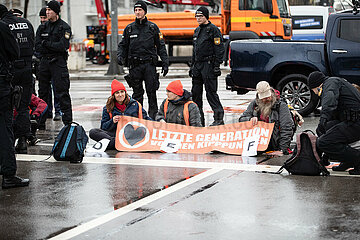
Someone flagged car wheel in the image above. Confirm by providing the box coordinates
[276,74,319,116]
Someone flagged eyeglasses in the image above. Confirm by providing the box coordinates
[195,15,204,18]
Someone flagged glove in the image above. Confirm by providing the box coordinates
[316,118,327,137]
[214,66,221,77]
[117,58,123,66]
[161,65,168,77]
[41,40,49,47]
[189,66,193,78]
[281,148,290,155]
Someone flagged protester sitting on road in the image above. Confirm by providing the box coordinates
[14,94,48,146]
[307,71,360,175]
[89,79,151,150]
[239,81,295,156]
[155,80,202,127]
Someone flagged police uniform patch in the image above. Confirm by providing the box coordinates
[65,32,70,39]
[159,32,164,40]
[214,37,220,45]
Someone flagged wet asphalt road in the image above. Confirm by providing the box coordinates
[1,64,359,239]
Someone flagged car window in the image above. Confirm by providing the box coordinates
[338,19,360,43]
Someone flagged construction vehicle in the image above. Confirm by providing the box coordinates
[90,0,292,65]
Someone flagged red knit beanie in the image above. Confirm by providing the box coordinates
[166,80,184,96]
[111,79,126,95]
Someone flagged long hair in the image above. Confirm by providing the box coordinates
[106,93,130,113]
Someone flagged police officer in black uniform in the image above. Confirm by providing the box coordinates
[307,71,360,175]
[35,1,72,126]
[0,13,30,189]
[117,0,169,119]
[190,7,225,127]
[0,4,35,154]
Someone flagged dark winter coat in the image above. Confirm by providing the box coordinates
[320,77,360,122]
[100,97,152,132]
[239,90,294,151]
[155,90,202,127]
[117,17,169,67]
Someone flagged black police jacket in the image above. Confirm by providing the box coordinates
[117,17,169,67]
[320,77,360,122]
[35,17,71,57]
[0,20,19,97]
[192,21,224,66]
[1,11,34,58]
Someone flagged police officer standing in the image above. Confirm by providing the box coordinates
[117,1,169,119]
[0,15,30,189]
[35,1,72,126]
[190,7,225,126]
[0,4,35,154]
[307,71,360,175]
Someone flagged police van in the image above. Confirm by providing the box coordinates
[290,6,335,41]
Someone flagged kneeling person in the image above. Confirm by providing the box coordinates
[239,81,295,155]
[156,80,202,127]
[89,80,151,150]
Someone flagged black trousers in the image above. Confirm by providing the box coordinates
[0,93,17,176]
[129,63,158,119]
[191,61,224,126]
[89,128,116,150]
[13,60,32,139]
[317,120,360,164]
[38,57,73,125]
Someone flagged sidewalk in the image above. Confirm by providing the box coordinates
[69,62,230,80]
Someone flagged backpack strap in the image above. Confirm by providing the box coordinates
[51,125,69,154]
[75,125,87,156]
[306,132,322,162]
[164,99,169,119]
[108,111,113,119]
[137,101,143,119]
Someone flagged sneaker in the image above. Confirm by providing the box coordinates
[209,120,224,126]
[349,168,360,175]
[2,175,29,189]
[53,113,62,121]
[332,161,353,171]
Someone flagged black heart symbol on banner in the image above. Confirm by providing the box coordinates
[124,124,146,146]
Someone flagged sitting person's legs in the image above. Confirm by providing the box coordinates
[89,128,116,150]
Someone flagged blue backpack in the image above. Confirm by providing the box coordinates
[51,122,88,163]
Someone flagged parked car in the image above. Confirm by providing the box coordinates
[290,5,335,41]
[226,9,360,116]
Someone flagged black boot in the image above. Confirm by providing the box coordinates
[2,175,29,189]
[15,136,28,154]
[332,161,354,171]
[209,120,224,126]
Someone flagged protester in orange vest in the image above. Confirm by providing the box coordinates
[89,79,151,150]
[156,80,202,127]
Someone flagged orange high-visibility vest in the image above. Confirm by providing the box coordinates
[163,99,195,126]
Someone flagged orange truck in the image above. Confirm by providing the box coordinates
[106,0,292,65]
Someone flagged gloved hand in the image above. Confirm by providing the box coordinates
[316,118,327,137]
[161,65,169,77]
[214,66,221,76]
[281,148,290,155]
[189,66,193,78]
[117,58,123,66]
[41,40,49,47]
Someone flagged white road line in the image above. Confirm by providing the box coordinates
[16,154,359,177]
[49,168,222,240]
[16,154,281,172]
